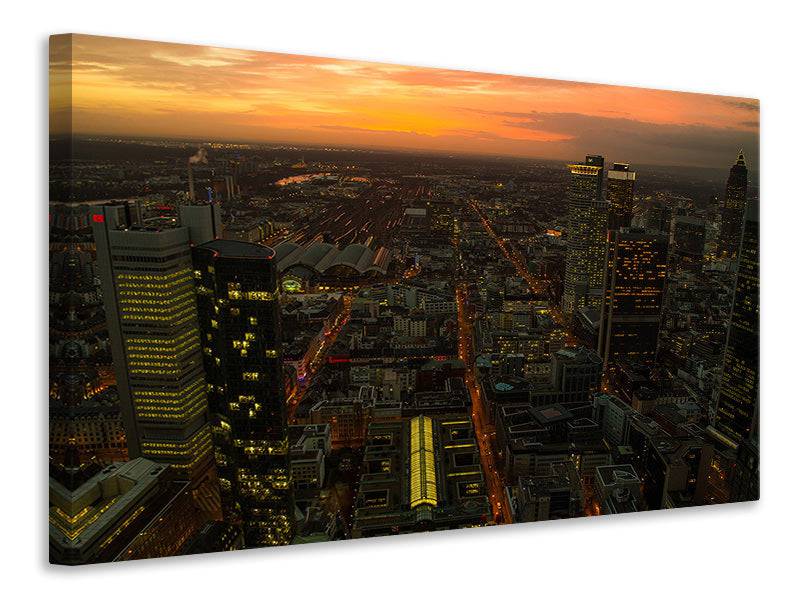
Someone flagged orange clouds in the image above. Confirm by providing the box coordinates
[50,34,758,167]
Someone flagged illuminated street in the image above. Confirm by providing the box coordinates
[457,283,513,525]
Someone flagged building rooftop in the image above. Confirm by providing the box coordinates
[352,417,490,537]
[197,238,276,259]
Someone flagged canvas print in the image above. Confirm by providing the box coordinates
[48,34,759,565]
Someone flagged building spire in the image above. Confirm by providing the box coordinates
[736,150,746,167]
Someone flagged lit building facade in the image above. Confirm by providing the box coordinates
[713,200,759,447]
[352,416,490,537]
[606,162,636,231]
[49,458,204,565]
[192,239,294,547]
[563,155,608,318]
[427,198,456,236]
[598,228,668,369]
[91,203,221,515]
[718,151,748,259]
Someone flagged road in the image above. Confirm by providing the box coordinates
[470,200,575,338]
[286,294,353,422]
[456,283,513,525]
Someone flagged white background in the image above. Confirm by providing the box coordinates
[2,1,798,597]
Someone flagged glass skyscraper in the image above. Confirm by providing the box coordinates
[193,239,294,547]
[718,151,749,259]
[714,200,759,446]
[598,228,668,370]
[606,162,636,231]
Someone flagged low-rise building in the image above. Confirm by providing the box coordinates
[352,416,491,537]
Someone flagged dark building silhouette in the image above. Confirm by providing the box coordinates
[598,228,668,370]
[606,162,636,231]
[563,155,608,318]
[193,239,294,547]
[672,215,706,260]
[713,200,759,447]
[718,152,749,259]
[730,438,759,502]
[644,202,672,234]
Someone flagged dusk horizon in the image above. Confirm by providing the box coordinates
[50,34,758,169]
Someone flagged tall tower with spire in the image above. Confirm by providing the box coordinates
[718,151,749,260]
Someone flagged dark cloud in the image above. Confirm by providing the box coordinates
[725,99,759,112]
[475,110,758,168]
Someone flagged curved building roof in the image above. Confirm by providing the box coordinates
[274,241,302,264]
[274,241,388,276]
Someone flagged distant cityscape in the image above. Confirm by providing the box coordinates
[48,36,759,565]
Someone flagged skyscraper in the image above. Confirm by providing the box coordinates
[672,215,706,260]
[606,162,636,231]
[91,202,222,516]
[644,202,672,234]
[598,228,668,370]
[563,155,608,318]
[192,239,294,547]
[718,151,748,259]
[713,200,759,447]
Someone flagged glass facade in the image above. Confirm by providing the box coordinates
[193,240,294,547]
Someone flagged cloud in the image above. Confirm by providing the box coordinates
[462,109,759,167]
[59,34,760,168]
[725,99,759,112]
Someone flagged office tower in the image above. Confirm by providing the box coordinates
[598,228,668,370]
[644,202,672,234]
[192,239,294,547]
[91,202,221,515]
[672,215,706,259]
[541,347,603,407]
[563,155,608,319]
[606,163,636,230]
[713,200,759,446]
[427,198,455,236]
[717,151,748,259]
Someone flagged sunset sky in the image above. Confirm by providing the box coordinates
[50,34,759,168]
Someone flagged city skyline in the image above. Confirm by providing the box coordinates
[49,35,759,565]
[50,34,758,168]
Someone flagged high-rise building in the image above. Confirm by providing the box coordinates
[91,203,222,516]
[672,215,706,260]
[192,239,294,547]
[606,163,636,231]
[644,202,672,234]
[427,198,456,236]
[598,228,668,370]
[713,200,759,447]
[563,155,608,318]
[718,151,748,259]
